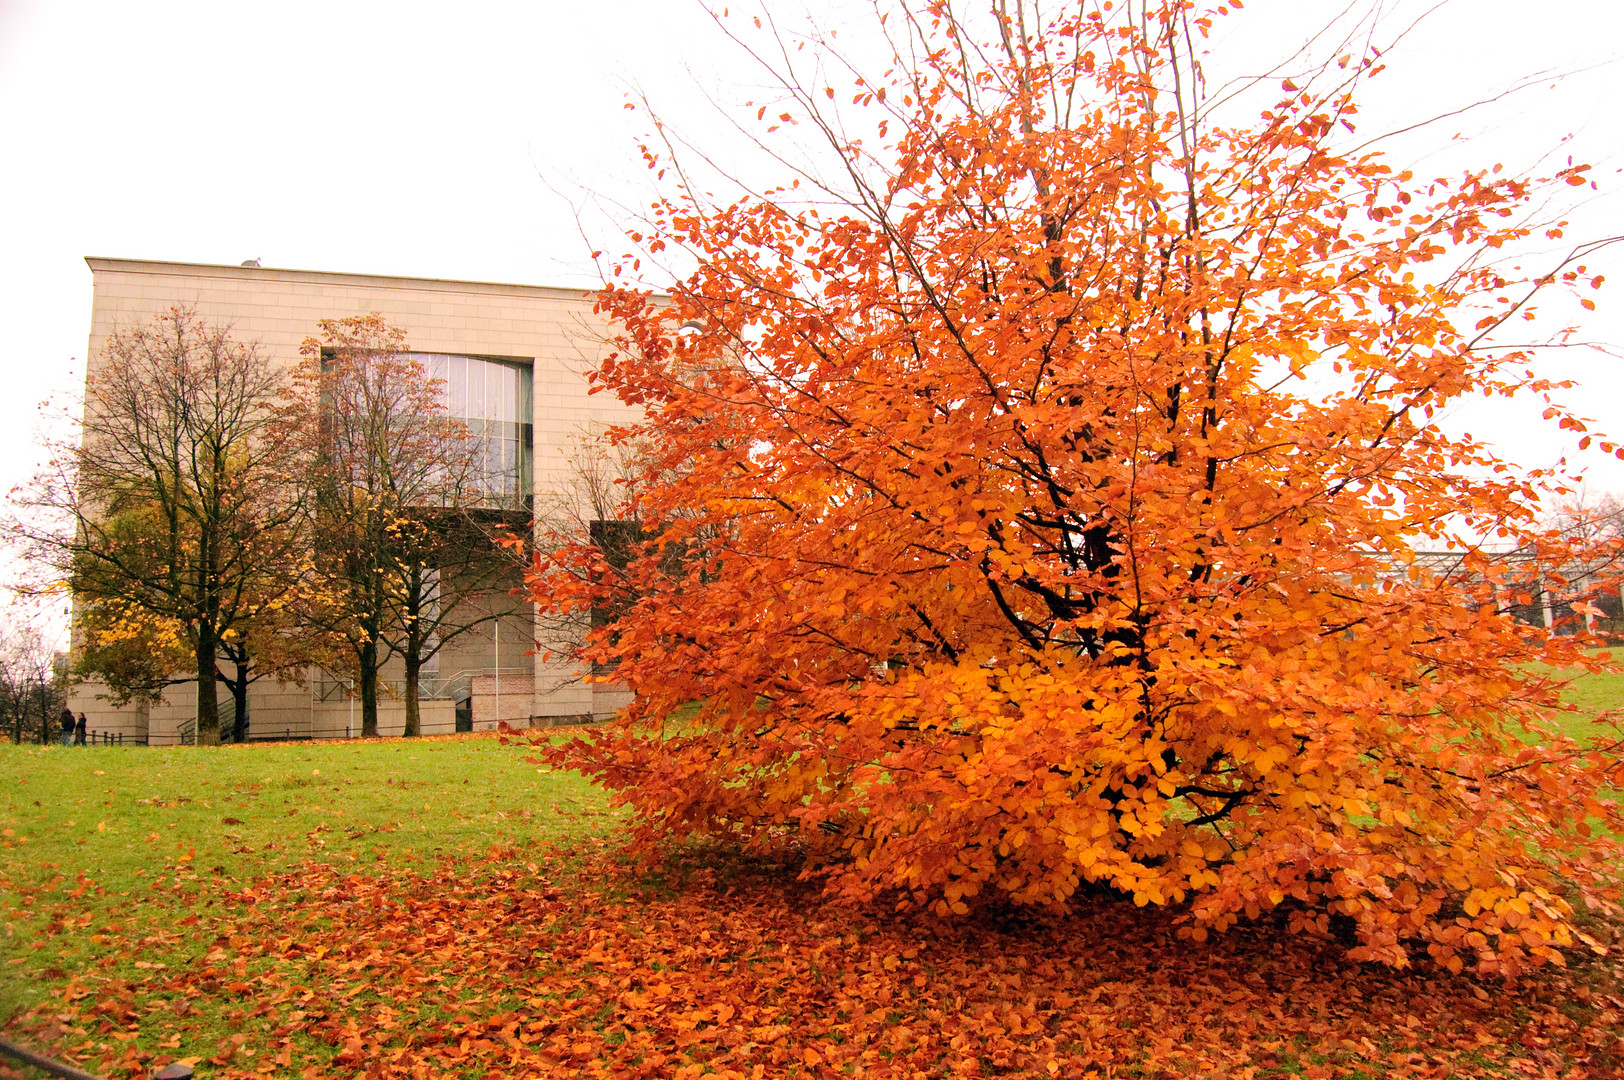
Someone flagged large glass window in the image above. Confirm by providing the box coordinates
[421,354,533,502]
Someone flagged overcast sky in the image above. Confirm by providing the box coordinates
[1,0,1619,641]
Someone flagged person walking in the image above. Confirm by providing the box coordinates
[74,712,88,746]
[58,707,74,746]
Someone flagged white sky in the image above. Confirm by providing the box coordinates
[1,0,1620,643]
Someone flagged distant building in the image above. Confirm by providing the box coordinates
[1410,548,1624,638]
[69,257,638,743]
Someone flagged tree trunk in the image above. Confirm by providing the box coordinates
[359,638,380,738]
[403,650,421,738]
[226,662,251,744]
[35,679,49,745]
[195,624,221,746]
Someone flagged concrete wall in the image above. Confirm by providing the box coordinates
[311,699,457,740]
[469,673,538,730]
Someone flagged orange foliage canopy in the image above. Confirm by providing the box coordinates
[527,1,1624,973]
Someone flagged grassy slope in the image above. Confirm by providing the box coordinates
[2,734,614,888]
[2,680,1623,1079]
[0,733,616,1073]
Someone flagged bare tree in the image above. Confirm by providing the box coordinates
[0,615,63,745]
[10,309,305,745]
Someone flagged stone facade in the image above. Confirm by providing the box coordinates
[68,257,640,743]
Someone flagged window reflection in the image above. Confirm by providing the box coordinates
[415,353,533,502]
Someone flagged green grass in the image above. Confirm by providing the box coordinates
[4,679,1624,1078]
[1526,654,1624,743]
[1,732,614,888]
[0,732,617,1068]
[1550,671,1624,735]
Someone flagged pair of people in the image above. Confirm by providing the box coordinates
[56,708,89,746]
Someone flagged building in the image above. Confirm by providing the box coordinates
[67,257,639,743]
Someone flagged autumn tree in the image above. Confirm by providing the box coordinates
[528,432,662,687]
[292,316,503,738]
[380,510,519,737]
[13,309,305,746]
[68,566,322,744]
[214,584,341,743]
[526,1,1624,973]
[70,599,188,711]
[1532,492,1624,636]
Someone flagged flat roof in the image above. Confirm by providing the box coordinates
[84,256,602,302]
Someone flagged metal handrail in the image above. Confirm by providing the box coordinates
[311,667,533,704]
[0,1035,110,1080]
[420,667,532,702]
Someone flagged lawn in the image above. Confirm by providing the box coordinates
[1534,657,1624,744]
[1,721,1622,1079]
[0,734,621,1078]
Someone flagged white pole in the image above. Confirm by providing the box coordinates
[494,619,500,727]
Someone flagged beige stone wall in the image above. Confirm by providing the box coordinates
[69,258,642,737]
[310,699,457,740]
[469,673,538,730]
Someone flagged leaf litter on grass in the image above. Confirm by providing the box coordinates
[6,842,1624,1080]
[0,733,613,1075]
[7,733,1624,1078]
